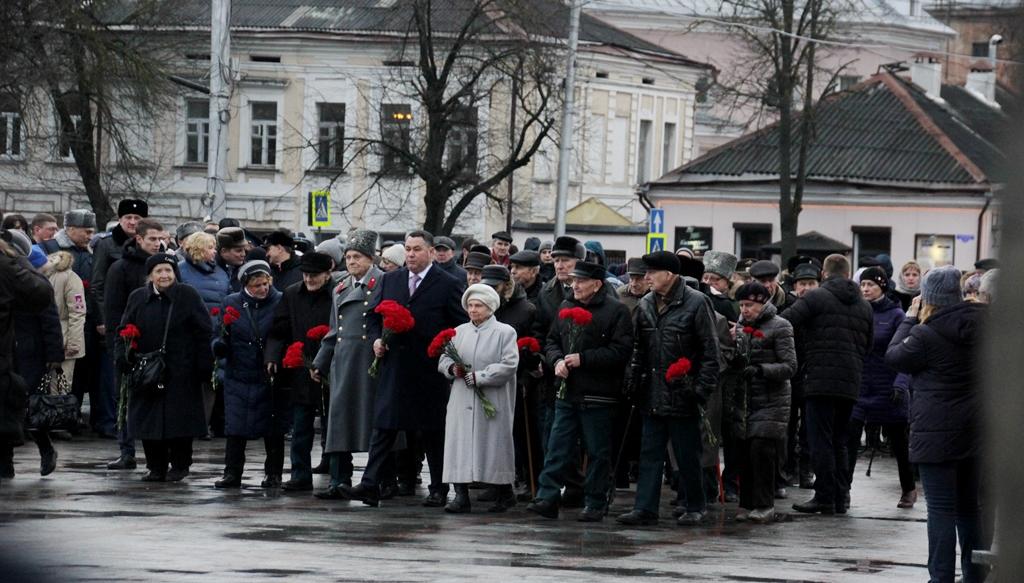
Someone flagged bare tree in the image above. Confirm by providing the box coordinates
[300,0,560,236]
[0,0,196,226]
[712,0,849,261]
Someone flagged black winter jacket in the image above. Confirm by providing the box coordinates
[631,278,720,417]
[732,302,796,440]
[271,256,303,292]
[266,280,333,408]
[90,224,132,326]
[544,284,632,405]
[102,241,153,333]
[14,301,65,390]
[885,302,985,464]
[780,276,873,401]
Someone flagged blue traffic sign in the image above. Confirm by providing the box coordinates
[646,233,666,253]
[649,208,665,234]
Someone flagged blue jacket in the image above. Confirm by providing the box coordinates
[217,287,288,438]
[885,301,985,464]
[852,296,907,423]
[178,257,231,327]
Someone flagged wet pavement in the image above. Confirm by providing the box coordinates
[0,436,927,582]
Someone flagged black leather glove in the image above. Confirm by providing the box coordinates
[212,340,230,359]
[742,365,761,380]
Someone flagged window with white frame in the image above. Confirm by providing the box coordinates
[662,122,677,176]
[185,99,209,164]
[317,103,345,169]
[637,119,653,184]
[447,105,478,177]
[0,101,21,158]
[380,103,412,175]
[250,101,277,167]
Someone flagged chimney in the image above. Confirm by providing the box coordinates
[910,53,942,97]
[966,60,998,106]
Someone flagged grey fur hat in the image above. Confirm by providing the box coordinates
[703,250,738,279]
[64,209,97,229]
[346,229,378,259]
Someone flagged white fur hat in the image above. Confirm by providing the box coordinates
[462,283,500,313]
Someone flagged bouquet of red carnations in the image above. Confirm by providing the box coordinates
[428,328,496,418]
[368,300,415,378]
[556,307,592,399]
[665,356,717,448]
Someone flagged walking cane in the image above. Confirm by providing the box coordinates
[865,444,877,477]
[606,405,636,512]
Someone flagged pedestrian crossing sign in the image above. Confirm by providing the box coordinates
[309,190,331,228]
[646,233,666,253]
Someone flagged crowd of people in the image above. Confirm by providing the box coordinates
[0,202,996,583]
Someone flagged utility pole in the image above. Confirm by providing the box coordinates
[206,0,231,222]
[553,0,581,238]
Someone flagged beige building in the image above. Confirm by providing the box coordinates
[0,1,709,245]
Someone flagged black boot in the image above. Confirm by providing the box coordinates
[445,484,471,514]
[488,485,516,513]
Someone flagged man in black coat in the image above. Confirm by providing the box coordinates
[781,254,873,515]
[265,252,334,491]
[527,261,633,522]
[90,199,148,334]
[265,230,303,292]
[0,230,57,480]
[103,219,169,470]
[510,250,543,306]
[342,231,468,507]
[616,252,720,526]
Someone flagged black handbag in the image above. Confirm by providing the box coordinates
[27,370,79,431]
[127,301,174,395]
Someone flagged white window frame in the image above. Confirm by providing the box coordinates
[239,90,283,170]
[0,110,22,159]
[185,98,210,165]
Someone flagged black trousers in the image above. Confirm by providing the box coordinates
[142,437,193,474]
[805,396,853,506]
[362,428,445,493]
[224,435,285,478]
[396,431,425,486]
[738,437,779,510]
[846,418,915,494]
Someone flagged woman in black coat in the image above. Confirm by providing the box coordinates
[885,266,987,583]
[115,253,213,482]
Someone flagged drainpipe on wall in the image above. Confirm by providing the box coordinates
[977,190,994,262]
[636,184,653,212]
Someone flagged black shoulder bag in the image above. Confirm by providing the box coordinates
[128,301,174,395]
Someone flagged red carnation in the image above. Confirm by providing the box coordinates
[665,357,693,382]
[559,307,593,327]
[306,325,331,341]
[82,279,90,290]
[282,341,306,369]
[753,330,765,339]
[119,324,141,339]
[369,301,416,377]
[517,336,541,354]
[742,326,755,335]
[210,307,221,317]
[223,306,241,326]
[428,328,458,359]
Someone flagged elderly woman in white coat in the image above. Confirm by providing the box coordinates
[439,284,519,514]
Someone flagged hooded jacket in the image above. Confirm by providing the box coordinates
[41,251,87,360]
[780,276,873,401]
[885,302,985,464]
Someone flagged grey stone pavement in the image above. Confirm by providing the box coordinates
[0,435,928,582]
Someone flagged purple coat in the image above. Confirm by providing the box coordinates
[852,296,907,423]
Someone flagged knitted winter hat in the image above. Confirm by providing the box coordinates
[462,283,500,313]
[921,265,963,308]
[381,243,406,267]
[860,266,889,293]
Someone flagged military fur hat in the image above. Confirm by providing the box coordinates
[117,198,148,218]
[64,209,97,229]
[346,229,378,259]
[550,236,585,260]
[217,227,247,249]
[703,250,738,279]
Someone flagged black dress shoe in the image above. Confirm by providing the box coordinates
[281,479,313,491]
[477,486,498,502]
[340,483,380,507]
[311,460,329,474]
[141,471,166,482]
[488,486,517,513]
[577,507,604,522]
[422,491,447,507]
[617,510,659,526]
[261,474,282,489]
[315,486,349,500]
[526,498,559,519]
[445,485,471,514]
[792,497,836,515]
[107,455,137,470]
[378,482,399,500]
[396,481,416,496]
[215,474,242,488]
[166,468,189,482]
[40,449,57,476]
